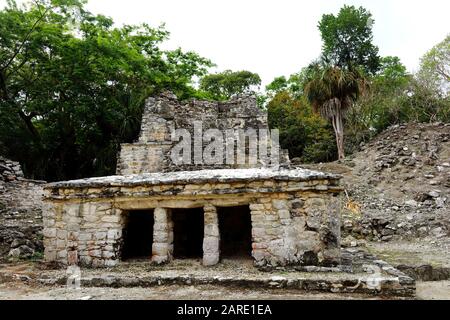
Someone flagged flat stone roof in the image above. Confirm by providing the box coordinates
[46,167,341,189]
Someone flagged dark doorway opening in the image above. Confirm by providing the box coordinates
[218,206,252,258]
[172,208,204,259]
[121,210,154,260]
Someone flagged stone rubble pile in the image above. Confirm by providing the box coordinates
[0,156,24,182]
[0,156,45,260]
[340,123,450,243]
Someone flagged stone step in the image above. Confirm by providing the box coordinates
[37,272,415,297]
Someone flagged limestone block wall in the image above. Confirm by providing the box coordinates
[116,92,289,175]
[43,170,342,268]
[0,156,46,259]
[249,192,341,268]
[116,143,172,175]
[43,201,124,267]
[0,156,45,215]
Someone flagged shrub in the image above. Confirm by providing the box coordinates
[267,91,337,163]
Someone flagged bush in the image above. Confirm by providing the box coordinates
[267,91,337,163]
[344,55,450,153]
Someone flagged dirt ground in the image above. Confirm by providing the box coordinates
[0,280,448,300]
[415,281,450,300]
[367,241,450,268]
[0,259,406,300]
[0,281,392,300]
[0,258,447,300]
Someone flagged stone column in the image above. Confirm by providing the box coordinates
[152,207,173,264]
[202,204,220,266]
[249,202,268,267]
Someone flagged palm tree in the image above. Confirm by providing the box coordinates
[304,64,368,160]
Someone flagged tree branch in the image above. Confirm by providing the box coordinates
[1,5,51,72]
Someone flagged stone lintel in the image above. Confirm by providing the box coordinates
[45,168,341,190]
[43,168,342,202]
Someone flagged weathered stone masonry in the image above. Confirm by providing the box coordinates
[116,92,289,174]
[0,156,44,215]
[43,93,343,269]
[1,156,45,259]
[43,169,342,268]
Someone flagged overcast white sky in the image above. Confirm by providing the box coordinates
[2,0,450,85]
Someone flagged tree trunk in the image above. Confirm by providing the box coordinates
[0,70,7,100]
[18,110,42,143]
[1,70,42,143]
[330,99,345,160]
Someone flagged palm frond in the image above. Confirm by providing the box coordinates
[304,64,368,119]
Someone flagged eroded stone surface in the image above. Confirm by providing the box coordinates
[116,92,289,174]
[43,174,342,268]
[0,157,45,260]
[46,167,341,190]
[42,93,343,269]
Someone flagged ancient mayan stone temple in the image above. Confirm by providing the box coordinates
[43,92,343,269]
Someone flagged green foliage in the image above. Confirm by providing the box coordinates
[199,70,261,100]
[345,53,450,153]
[303,62,369,159]
[267,91,336,162]
[345,56,410,139]
[268,7,449,163]
[0,0,212,181]
[297,4,379,159]
[304,63,368,117]
[265,76,288,96]
[1,1,448,177]
[374,56,409,90]
[319,5,380,75]
[30,251,44,261]
[265,69,311,100]
[417,34,449,97]
[400,79,450,122]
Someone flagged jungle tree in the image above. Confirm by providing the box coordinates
[304,64,368,160]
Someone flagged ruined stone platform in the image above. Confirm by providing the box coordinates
[36,248,415,297]
[43,167,344,268]
[42,91,346,271]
